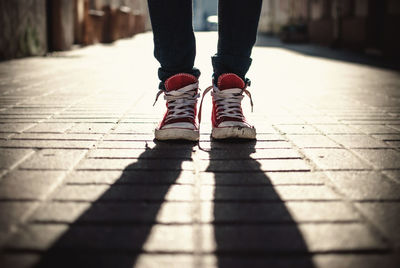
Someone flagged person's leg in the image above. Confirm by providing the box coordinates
[148,0,201,141]
[205,0,262,140]
[147,0,200,89]
[212,0,263,82]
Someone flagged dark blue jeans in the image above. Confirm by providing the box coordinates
[147,0,262,88]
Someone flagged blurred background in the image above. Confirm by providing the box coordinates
[0,0,400,61]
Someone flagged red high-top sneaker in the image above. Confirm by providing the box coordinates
[202,73,256,139]
[154,73,200,141]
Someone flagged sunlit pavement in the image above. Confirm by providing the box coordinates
[0,32,400,268]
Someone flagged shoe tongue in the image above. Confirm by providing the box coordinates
[217,73,245,90]
[165,74,197,91]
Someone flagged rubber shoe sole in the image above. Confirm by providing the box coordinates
[155,128,199,141]
[212,126,256,140]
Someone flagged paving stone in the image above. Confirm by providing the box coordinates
[103,134,154,141]
[19,149,86,170]
[200,223,387,252]
[0,123,36,133]
[382,170,400,183]
[24,123,74,133]
[0,253,197,268]
[199,171,325,185]
[274,124,320,134]
[286,134,339,148]
[112,123,157,134]
[303,148,372,170]
[197,148,301,160]
[201,201,359,223]
[353,149,400,169]
[313,124,360,134]
[0,253,40,268]
[6,224,195,252]
[351,124,400,134]
[76,158,195,171]
[355,202,400,246]
[371,134,400,142]
[0,170,64,200]
[65,170,195,185]
[0,148,34,169]
[328,134,388,148]
[326,171,400,200]
[32,201,193,224]
[13,133,103,141]
[0,140,96,149]
[200,159,311,172]
[67,123,115,134]
[201,254,399,268]
[200,185,339,201]
[199,141,293,150]
[88,148,194,159]
[0,201,38,225]
[54,184,193,202]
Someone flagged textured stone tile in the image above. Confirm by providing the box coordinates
[328,134,388,148]
[201,201,359,223]
[286,134,339,148]
[19,149,86,170]
[0,253,40,268]
[76,158,194,171]
[201,254,399,268]
[355,202,400,246]
[103,134,154,141]
[200,185,339,201]
[353,149,400,169]
[24,123,75,133]
[32,202,193,224]
[88,148,194,159]
[0,253,196,268]
[54,184,193,202]
[313,124,360,134]
[303,149,372,170]
[7,224,195,252]
[0,170,64,200]
[0,123,36,133]
[275,124,320,134]
[0,148,34,169]
[382,170,400,183]
[197,148,301,160]
[112,123,157,134]
[65,170,195,185]
[351,124,400,134]
[200,141,293,150]
[326,171,400,200]
[13,133,102,140]
[199,171,325,185]
[0,140,96,149]
[67,123,115,134]
[0,201,38,225]
[200,159,310,172]
[200,223,387,252]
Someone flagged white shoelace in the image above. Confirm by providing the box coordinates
[153,82,200,122]
[198,85,253,124]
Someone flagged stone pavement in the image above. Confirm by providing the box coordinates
[0,32,400,268]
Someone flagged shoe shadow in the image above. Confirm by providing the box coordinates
[205,140,315,267]
[34,140,196,268]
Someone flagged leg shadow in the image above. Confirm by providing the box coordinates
[34,140,196,268]
[206,140,315,267]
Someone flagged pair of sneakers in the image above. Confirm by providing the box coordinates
[154,73,256,141]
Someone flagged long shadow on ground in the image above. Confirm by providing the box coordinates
[34,140,196,268]
[33,139,314,268]
[206,140,315,267]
